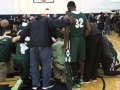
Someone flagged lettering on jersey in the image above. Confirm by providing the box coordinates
[75,18,84,28]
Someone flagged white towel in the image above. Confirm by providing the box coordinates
[20,43,28,54]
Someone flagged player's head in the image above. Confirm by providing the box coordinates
[0,19,9,28]
[67,1,76,12]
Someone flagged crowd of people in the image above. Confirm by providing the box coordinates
[87,11,120,36]
[0,1,120,90]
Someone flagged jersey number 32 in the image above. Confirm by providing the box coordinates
[75,18,84,28]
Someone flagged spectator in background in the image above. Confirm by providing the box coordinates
[88,13,94,23]
[104,13,111,35]
[88,13,97,27]
[97,12,105,34]
[113,13,119,32]
[9,15,14,30]
[13,16,20,31]
[110,13,114,31]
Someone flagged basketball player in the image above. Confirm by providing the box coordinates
[64,1,91,89]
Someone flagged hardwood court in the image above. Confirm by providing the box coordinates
[0,32,120,90]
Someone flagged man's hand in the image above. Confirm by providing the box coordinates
[62,45,67,53]
[63,15,70,20]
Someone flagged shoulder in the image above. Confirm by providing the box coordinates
[70,11,84,15]
[79,12,86,17]
[0,37,12,44]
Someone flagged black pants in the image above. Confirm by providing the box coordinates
[98,23,104,32]
[83,34,102,81]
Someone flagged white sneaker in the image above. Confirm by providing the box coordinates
[32,86,38,90]
[83,81,90,84]
[42,80,54,90]
[32,85,41,90]
[92,79,97,82]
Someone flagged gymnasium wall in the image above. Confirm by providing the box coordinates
[0,0,120,14]
[0,0,81,14]
[81,0,120,13]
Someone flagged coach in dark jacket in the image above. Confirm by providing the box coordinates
[19,15,75,90]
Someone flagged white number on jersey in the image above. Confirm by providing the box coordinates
[75,18,84,28]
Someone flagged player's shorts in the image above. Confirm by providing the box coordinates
[70,37,85,62]
[13,54,29,65]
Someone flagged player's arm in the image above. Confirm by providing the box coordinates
[12,25,29,43]
[12,24,30,43]
[12,35,21,43]
[85,19,91,37]
[63,26,69,53]
[48,16,75,28]
[64,15,76,25]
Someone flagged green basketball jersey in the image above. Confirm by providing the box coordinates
[0,28,4,36]
[67,11,87,37]
[15,43,29,55]
[13,41,30,65]
[0,37,12,62]
[13,36,30,64]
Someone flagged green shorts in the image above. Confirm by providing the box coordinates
[70,37,85,62]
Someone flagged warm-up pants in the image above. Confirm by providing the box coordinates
[83,34,102,81]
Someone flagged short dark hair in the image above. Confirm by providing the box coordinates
[67,1,76,8]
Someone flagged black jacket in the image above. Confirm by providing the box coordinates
[20,16,69,47]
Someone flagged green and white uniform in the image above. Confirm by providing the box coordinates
[0,37,13,82]
[13,36,30,81]
[12,23,30,90]
[0,37,13,62]
[65,11,87,89]
[68,11,86,62]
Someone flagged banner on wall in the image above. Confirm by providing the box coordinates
[33,0,54,3]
